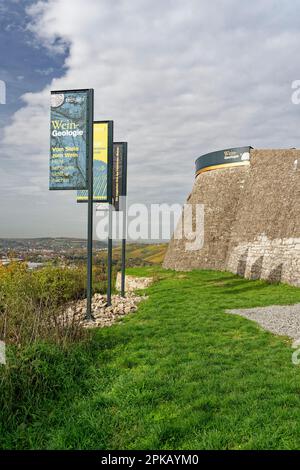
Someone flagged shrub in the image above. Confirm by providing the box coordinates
[0,262,116,448]
[0,264,89,346]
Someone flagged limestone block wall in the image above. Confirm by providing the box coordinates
[163,149,300,287]
[226,149,300,286]
[226,235,300,285]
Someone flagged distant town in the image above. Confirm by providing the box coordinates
[0,238,107,269]
[0,238,168,270]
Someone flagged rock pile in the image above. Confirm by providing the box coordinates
[60,293,147,329]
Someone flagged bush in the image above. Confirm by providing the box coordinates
[32,265,86,307]
[0,263,89,346]
[0,262,118,448]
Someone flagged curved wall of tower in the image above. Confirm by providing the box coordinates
[163,148,300,286]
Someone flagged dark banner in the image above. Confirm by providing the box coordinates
[49,89,93,190]
[113,142,127,211]
[77,121,113,203]
[195,146,252,176]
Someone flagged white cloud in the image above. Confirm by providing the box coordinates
[1,0,300,237]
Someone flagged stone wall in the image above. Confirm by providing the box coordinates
[163,149,300,287]
[163,165,249,271]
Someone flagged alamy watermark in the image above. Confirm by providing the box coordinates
[0,341,6,365]
[292,338,300,365]
[0,79,6,104]
[96,198,204,252]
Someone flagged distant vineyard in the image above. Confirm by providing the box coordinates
[109,243,168,267]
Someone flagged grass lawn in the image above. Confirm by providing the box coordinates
[3,267,300,450]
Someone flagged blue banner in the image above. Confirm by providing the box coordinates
[49,89,92,190]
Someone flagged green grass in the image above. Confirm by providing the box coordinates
[2,267,300,449]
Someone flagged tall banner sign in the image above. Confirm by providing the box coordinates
[113,142,127,211]
[49,89,93,190]
[77,121,113,203]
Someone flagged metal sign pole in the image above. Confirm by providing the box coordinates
[121,212,126,297]
[107,122,114,307]
[86,89,94,321]
[121,143,128,297]
[107,203,113,306]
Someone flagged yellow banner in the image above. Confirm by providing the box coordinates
[94,122,108,163]
[77,122,109,202]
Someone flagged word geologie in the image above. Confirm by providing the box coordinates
[51,120,84,137]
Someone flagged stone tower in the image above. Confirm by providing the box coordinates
[163,148,300,287]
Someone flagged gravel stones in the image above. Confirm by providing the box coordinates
[227,304,300,340]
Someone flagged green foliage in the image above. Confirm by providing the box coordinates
[31,265,86,307]
[0,263,90,345]
[2,267,300,449]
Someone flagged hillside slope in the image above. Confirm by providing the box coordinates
[2,267,300,449]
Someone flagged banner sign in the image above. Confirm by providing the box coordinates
[77,121,113,203]
[112,142,127,211]
[195,146,252,176]
[49,89,93,190]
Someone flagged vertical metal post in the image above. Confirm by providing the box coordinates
[107,202,113,306]
[86,89,94,321]
[121,144,127,297]
[107,121,114,307]
[121,214,126,297]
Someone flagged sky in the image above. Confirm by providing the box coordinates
[0,0,300,239]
